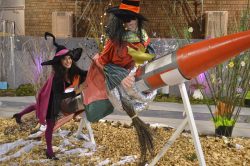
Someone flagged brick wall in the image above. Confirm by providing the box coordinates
[25,0,76,36]
[25,0,250,38]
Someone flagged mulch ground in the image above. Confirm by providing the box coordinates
[0,115,249,166]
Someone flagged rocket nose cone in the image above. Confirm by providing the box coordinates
[176,30,250,79]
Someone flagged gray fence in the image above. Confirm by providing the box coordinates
[0,35,201,96]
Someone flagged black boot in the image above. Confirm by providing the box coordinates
[12,114,22,124]
[46,151,59,160]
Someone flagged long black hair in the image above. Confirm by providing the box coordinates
[52,56,82,84]
[105,14,145,45]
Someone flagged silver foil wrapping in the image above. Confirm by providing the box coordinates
[107,85,154,113]
[119,85,150,113]
[107,87,124,112]
[106,67,157,113]
[126,86,157,102]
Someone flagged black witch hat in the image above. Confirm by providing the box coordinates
[41,32,82,66]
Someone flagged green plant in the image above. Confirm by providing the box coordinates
[202,7,250,130]
[154,94,215,105]
[205,52,250,111]
[0,89,16,96]
[154,95,183,103]
[16,84,36,96]
[213,116,236,128]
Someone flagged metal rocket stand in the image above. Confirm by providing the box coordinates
[75,93,96,145]
[149,83,206,166]
[75,111,96,145]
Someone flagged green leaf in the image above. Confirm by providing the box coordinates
[213,116,236,128]
[245,91,250,99]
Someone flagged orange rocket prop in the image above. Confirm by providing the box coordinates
[135,30,250,91]
[37,30,250,139]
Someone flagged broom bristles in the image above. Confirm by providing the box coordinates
[121,97,154,165]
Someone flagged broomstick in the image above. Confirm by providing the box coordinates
[85,45,154,164]
[120,96,154,165]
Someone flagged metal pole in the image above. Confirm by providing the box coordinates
[2,20,6,34]
[179,83,206,166]
[10,21,16,88]
[10,21,15,35]
[75,112,86,137]
[10,35,15,88]
[149,83,206,166]
[75,0,78,37]
[83,111,96,145]
[76,93,96,145]
[149,118,188,166]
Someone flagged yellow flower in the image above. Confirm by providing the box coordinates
[228,61,234,68]
[210,74,215,79]
[210,74,216,83]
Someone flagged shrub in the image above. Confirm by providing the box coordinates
[16,84,36,96]
[0,89,16,96]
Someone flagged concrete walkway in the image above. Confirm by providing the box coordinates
[0,96,249,137]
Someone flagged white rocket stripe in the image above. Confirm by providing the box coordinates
[160,68,188,86]
[145,54,172,73]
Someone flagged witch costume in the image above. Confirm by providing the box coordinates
[37,35,87,125]
[83,0,157,164]
[14,32,87,160]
